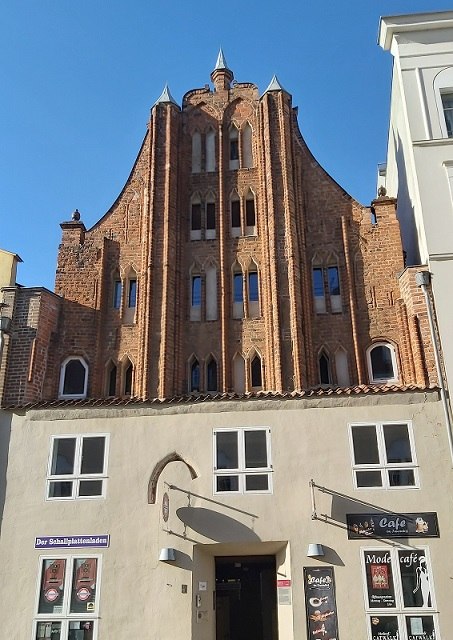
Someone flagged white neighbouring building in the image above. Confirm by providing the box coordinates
[379,11,453,398]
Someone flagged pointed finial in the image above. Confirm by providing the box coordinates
[263,74,287,94]
[214,48,230,71]
[154,83,178,106]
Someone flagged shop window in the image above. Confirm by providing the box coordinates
[349,422,417,489]
[47,435,108,500]
[362,547,438,640]
[206,357,218,392]
[214,428,272,494]
[367,343,398,383]
[229,126,239,169]
[34,555,101,639]
[59,357,88,399]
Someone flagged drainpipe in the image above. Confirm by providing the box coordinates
[415,271,453,463]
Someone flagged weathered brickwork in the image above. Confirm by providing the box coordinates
[1,62,439,404]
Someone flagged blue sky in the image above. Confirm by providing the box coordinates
[1,1,452,289]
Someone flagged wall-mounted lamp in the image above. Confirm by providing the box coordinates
[159,547,176,562]
[307,543,324,558]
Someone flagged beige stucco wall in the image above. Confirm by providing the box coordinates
[0,392,451,639]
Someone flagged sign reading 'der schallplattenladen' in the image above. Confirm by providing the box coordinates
[35,535,110,549]
[346,512,439,539]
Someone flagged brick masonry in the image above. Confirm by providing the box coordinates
[0,64,438,404]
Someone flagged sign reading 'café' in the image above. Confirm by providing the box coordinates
[346,512,439,539]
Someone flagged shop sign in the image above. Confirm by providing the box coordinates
[303,567,339,640]
[347,512,439,539]
[35,535,110,549]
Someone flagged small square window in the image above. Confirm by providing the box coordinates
[350,422,417,489]
[47,435,108,500]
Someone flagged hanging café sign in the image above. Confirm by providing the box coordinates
[346,512,439,539]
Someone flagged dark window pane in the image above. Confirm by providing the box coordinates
[230,139,239,161]
[244,430,267,468]
[79,480,103,496]
[48,481,73,497]
[319,353,330,384]
[233,273,243,302]
[52,438,76,474]
[356,470,382,487]
[352,425,379,464]
[216,431,238,469]
[388,469,415,487]
[370,345,395,380]
[124,364,133,395]
[248,272,259,302]
[207,359,217,392]
[80,437,105,474]
[191,360,200,392]
[383,423,412,463]
[63,360,86,396]
[191,203,202,230]
[128,279,137,308]
[398,550,432,608]
[231,200,240,228]
[405,615,435,638]
[251,356,262,388]
[312,268,324,298]
[206,202,216,229]
[192,276,202,306]
[328,266,340,295]
[217,475,239,492]
[108,365,117,396]
[442,93,453,136]
[68,621,94,640]
[245,474,269,491]
[246,198,255,226]
[369,616,399,639]
[113,280,122,308]
[70,558,97,614]
[37,559,66,614]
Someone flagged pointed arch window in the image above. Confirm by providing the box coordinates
[242,122,253,168]
[206,357,218,392]
[229,126,239,170]
[59,357,88,399]
[335,348,350,387]
[192,130,202,173]
[113,274,122,309]
[190,358,200,393]
[107,362,117,397]
[190,272,202,321]
[319,351,331,385]
[233,353,245,394]
[248,264,260,318]
[123,359,133,396]
[206,194,216,240]
[123,269,137,324]
[232,265,244,319]
[230,192,241,237]
[205,264,217,321]
[251,354,262,389]
[190,195,202,240]
[245,189,256,236]
[206,128,216,172]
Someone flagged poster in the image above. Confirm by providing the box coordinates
[363,551,396,608]
[303,567,339,640]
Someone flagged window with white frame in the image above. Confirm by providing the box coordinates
[47,435,108,500]
[367,343,398,383]
[349,422,417,489]
[34,555,101,640]
[361,547,438,640]
[441,92,453,138]
[59,357,88,400]
[213,428,272,494]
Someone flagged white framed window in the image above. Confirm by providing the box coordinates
[361,547,439,640]
[47,435,109,500]
[367,342,398,383]
[34,554,101,640]
[349,422,418,489]
[213,427,272,494]
[59,357,88,400]
[441,92,453,137]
